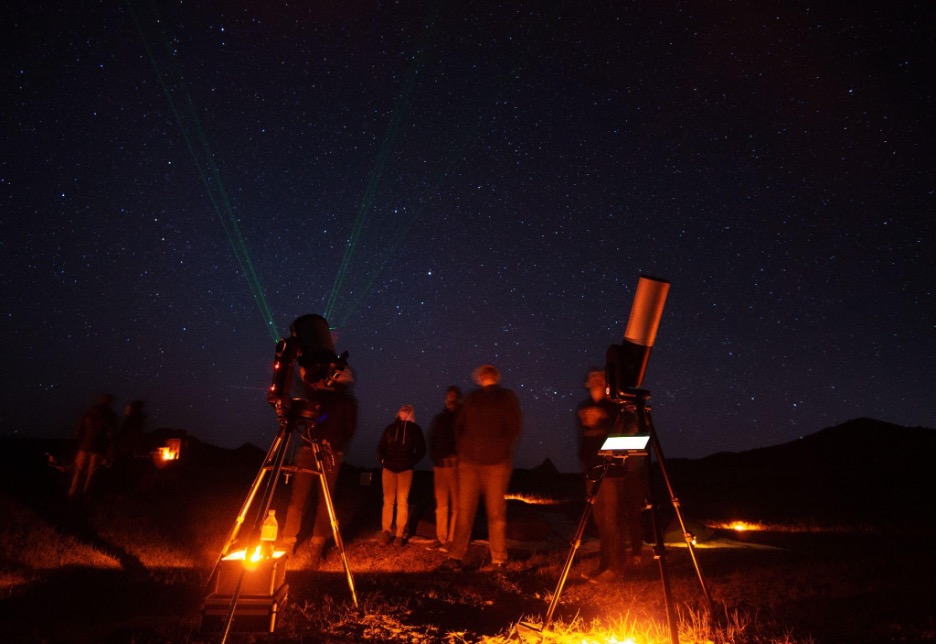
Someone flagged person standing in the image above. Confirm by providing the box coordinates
[280,367,358,569]
[69,393,118,500]
[377,404,426,546]
[441,364,522,571]
[428,386,461,549]
[577,368,647,583]
[110,399,146,491]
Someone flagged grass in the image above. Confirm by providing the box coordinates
[2,449,935,643]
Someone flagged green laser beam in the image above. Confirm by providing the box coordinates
[325,7,559,328]
[324,25,429,325]
[128,0,279,341]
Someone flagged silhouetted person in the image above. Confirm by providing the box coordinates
[577,368,647,583]
[441,364,522,572]
[110,400,146,491]
[69,393,118,500]
[280,367,357,569]
[428,385,461,548]
[377,404,426,547]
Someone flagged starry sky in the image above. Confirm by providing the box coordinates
[3,1,933,472]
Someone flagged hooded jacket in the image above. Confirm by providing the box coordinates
[377,418,427,473]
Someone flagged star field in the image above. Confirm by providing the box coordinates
[2,1,933,471]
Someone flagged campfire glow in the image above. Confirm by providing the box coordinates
[722,520,764,532]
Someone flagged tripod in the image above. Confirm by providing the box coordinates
[204,399,359,643]
[525,388,713,644]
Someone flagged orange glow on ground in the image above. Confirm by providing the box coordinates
[726,520,762,532]
[504,492,570,506]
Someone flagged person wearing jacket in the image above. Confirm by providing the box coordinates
[428,385,462,548]
[440,364,522,571]
[377,404,426,546]
[69,393,118,500]
[280,367,358,569]
[577,368,647,584]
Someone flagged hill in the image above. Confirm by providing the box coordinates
[2,418,933,532]
[663,418,936,527]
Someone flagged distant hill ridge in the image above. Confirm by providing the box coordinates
[665,418,936,525]
[2,418,932,528]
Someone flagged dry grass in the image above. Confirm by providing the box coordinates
[0,495,120,583]
[2,443,935,643]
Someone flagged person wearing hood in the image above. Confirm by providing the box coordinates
[377,404,426,546]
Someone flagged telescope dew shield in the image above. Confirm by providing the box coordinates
[606,275,670,395]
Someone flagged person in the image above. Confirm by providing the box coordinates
[440,364,522,572]
[428,386,461,548]
[68,393,118,500]
[280,363,358,569]
[110,400,146,490]
[376,404,426,546]
[577,368,647,584]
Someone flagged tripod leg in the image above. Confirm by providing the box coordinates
[219,569,246,644]
[206,425,291,590]
[215,422,295,644]
[645,471,680,644]
[541,463,609,631]
[313,443,360,609]
[646,411,715,615]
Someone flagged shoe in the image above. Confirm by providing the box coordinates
[436,558,464,572]
[377,530,393,546]
[581,566,604,581]
[427,539,444,550]
[438,541,450,553]
[589,569,620,584]
[392,536,405,547]
[481,561,506,574]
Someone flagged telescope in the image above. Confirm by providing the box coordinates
[605,275,670,399]
[206,314,359,640]
[530,275,713,644]
[267,314,349,420]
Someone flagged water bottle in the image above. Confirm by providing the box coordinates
[261,510,278,556]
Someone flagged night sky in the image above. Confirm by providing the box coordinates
[3,1,933,472]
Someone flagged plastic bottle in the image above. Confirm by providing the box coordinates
[261,510,278,555]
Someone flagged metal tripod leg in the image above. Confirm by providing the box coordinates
[644,406,714,614]
[310,441,360,609]
[206,423,293,592]
[214,419,294,644]
[643,457,680,644]
[519,462,610,633]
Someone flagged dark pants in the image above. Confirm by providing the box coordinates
[282,445,343,546]
[448,458,512,564]
[590,472,646,573]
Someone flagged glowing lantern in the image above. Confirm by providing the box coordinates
[151,438,182,468]
[203,548,289,633]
